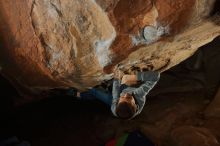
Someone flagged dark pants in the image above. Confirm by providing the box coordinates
[80,88,113,106]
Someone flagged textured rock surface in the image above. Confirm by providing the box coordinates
[170,126,220,146]
[0,0,219,96]
[116,18,220,73]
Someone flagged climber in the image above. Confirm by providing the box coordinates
[71,70,160,120]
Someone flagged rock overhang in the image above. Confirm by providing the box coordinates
[0,0,220,96]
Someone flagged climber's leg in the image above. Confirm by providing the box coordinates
[80,88,112,106]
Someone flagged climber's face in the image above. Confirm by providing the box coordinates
[118,93,136,107]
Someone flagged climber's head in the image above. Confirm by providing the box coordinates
[116,93,137,119]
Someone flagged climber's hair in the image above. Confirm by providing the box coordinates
[116,101,136,119]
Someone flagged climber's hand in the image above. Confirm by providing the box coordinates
[121,75,138,86]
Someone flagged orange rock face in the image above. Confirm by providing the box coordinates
[0,0,60,92]
[0,0,219,97]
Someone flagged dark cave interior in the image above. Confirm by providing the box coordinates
[211,0,220,15]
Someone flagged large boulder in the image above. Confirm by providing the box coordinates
[0,0,219,97]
